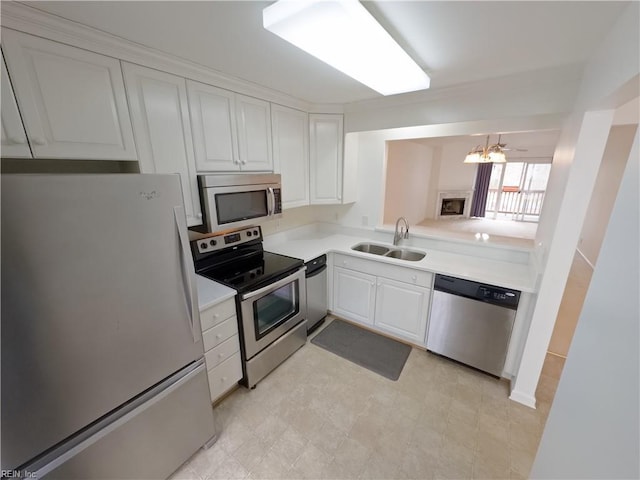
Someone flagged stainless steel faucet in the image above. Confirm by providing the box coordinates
[393,217,410,246]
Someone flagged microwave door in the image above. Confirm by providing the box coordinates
[206,184,271,231]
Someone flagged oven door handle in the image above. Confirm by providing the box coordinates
[241,266,306,301]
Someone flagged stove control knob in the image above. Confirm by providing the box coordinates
[253,230,259,236]
[200,242,207,250]
[247,231,252,237]
[210,239,217,246]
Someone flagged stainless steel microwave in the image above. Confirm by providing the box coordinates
[196,174,282,233]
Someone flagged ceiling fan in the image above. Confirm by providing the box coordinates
[463,134,527,164]
[493,135,528,152]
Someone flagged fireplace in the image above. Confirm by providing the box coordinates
[436,191,473,219]
[441,198,466,216]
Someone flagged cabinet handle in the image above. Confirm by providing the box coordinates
[343,261,348,266]
[9,136,26,145]
[196,213,203,219]
[216,334,222,339]
[214,313,220,319]
[338,195,342,200]
[241,159,247,165]
[371,282,375,286]
[31,136,46,146]
[221,377,227,382]
[218,353,224,358]
[412,275,418,282]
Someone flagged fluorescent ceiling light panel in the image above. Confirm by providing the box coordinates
[263,0,431,96]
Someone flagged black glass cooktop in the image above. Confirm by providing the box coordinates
[196,250,303,293]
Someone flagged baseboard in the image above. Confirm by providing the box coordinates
[509,389,537,409]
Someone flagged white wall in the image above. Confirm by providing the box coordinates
[531,131,639,480]
[383,140,433,225]
[510,1,639,408]
[578,124,638,264]
[344,65,583,133]
[436,142,478,191]
[337,115,564,232]
[510,110,616,408]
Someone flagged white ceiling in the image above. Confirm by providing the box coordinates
[20,1,629,105]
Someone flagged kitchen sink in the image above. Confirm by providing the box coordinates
[351,243,391,255]
[384,249,426,261]
[351,243,425,262]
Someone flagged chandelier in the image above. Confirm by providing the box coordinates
[463,135,507,164]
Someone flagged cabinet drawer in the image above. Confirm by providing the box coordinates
[208,353,243,402]
[200,298,237,331]
[333,253,433,287]
[205,334,240,369]
[202,316,238,351]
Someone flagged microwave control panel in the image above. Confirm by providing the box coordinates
[273,188,282,214]
[195,226,262,254]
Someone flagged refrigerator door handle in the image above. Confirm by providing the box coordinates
[174,206,199,342]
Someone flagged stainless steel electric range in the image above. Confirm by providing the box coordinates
[192,226,307,388]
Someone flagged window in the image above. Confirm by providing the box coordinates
[486,161,551,221]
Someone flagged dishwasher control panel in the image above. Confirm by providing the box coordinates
[435,275,520,309]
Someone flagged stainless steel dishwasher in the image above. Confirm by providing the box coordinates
[426,274,520,377]
[305,255,327,334]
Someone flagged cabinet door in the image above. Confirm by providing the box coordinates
[309,114,344,204]
[186,80,239,172]
[1,51,31,158]
[1,29,137,160]
[271,105,309,208]
[333,267,376,326]
[122,63,202,226]
[236,94,272,171]
[375,278,430,345]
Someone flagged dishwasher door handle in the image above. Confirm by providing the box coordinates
[306,264,327,279]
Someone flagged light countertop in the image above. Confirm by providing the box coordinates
[264,231,537,292]
[196,274,236,311]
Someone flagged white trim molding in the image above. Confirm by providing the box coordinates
[0,2,339,114]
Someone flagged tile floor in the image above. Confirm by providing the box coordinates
[171,319,562,480]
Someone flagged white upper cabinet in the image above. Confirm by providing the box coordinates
[186,80,239,172]
[236,94,273,171]
[122,62,202,227]
[187,84,272,173]
[1,28,137,160]
[1,50,31,158]
[309,113,344,204]
[271,105,309,209]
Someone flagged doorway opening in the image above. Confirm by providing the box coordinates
[485,161,552,222]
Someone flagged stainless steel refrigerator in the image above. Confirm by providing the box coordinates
[1,174,216,478]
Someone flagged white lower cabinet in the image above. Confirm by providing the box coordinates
[333,267,376,325]
[332,254,432,346]
[199,297,242,403]
[375,278,430,344]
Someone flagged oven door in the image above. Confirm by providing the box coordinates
[239,267,307,359]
